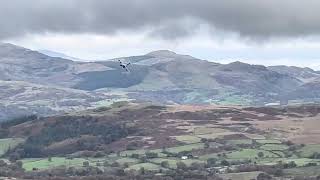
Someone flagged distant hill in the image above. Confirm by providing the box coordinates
[1,43,320,120]
[38,49,87,61]
[0,80,107,120]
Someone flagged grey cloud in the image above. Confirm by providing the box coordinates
[1,0,320,40]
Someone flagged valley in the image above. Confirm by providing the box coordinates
[1,103,320,179]
[1,1,320,179]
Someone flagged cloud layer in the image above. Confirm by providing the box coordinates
[1,0,320,40]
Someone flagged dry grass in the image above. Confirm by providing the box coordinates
[254,117,320,144]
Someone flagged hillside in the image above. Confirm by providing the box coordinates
[1,43,320,120]
[3,103,320,157]
[1,104,320,179]
[0,80,107,120]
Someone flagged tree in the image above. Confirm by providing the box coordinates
[116,151,121,157]
[0,160,6,167]
[146,152,158,159]
[221,160,230,166]
[139,167,145,175]
[189,162,204,170]
[305,162,317,167]
[287,161,297,168]
[310,152,320,159]
[204,142,210,149]
[123,163,129,168]
[161,146,166,153]
[103,161,109,167]
[131,153,140,159]
[176,161,187,170]
[83,161,89,167]
[48,156,52,162]
[273,169,283,177]
[9,153,20,162]
[258,152,264,158]
[284,140,294,146]
[161,161,169,168]
[222,153,227,158]
[111,162,120,167]
[257,173,272,180]
[207,158,217,167]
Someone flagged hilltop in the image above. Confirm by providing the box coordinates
[1,43,320,120]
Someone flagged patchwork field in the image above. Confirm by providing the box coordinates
[1,104,320,179]
[21,157,94,171]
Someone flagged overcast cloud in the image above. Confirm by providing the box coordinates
[1,0,320,40]
[3,0,320,69]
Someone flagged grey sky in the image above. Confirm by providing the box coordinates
[2,0,320,40]
[2,0,320,69]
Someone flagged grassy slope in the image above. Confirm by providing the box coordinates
[0,138,24,156]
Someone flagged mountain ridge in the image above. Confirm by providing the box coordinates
[1,43,320,120]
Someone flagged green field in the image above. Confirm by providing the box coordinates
[126,163,162,171]
[0,138,24,156]
[200,148,284,162]
[194,127,228,135]
[150,158,179,169]
[165,143,204,153]
[298,144,320,158]
[260,144,289,151]
[242,133,265,140]
[22,157,89,171]
[199,153,221,160]
[197,132,238,140]
[227,139,252,145]
[21,157,108,171]
[258,158,319,167]
[256,139,282,144]
[215,94,253,106]
[119,143,204,158]
[173,135,202,144]
[120,149,162,157]
[227,149,280,160]
[116,157,141,165]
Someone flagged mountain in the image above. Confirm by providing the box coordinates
[1,43,320,120]
[268,65,320,82]
[38,49,87,61]
[0,43,111,87]
[0,80,107,120]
